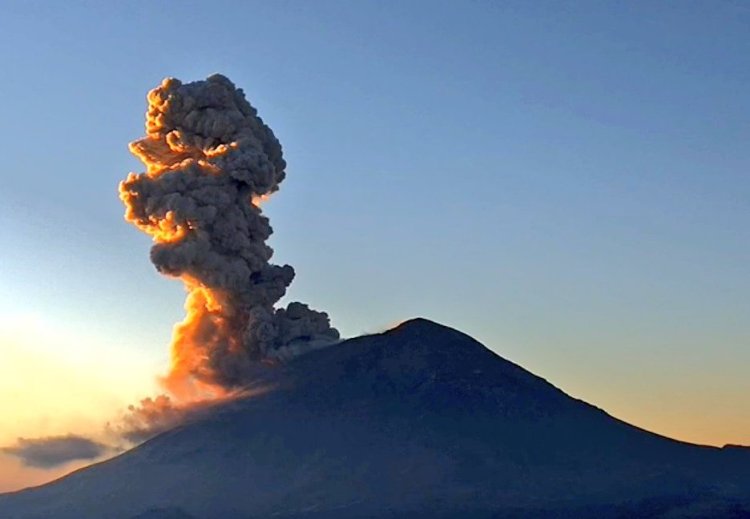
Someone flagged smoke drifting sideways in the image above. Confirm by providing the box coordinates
[120,75,339,402]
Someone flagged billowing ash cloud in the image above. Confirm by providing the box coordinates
[119,75,338,399]
[114,395,190,443]
[2,435,109,468]
[112,388,268,443]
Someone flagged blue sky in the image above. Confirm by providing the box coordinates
[1,0,748,471]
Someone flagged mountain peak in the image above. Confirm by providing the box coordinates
[298,316,574,419]
[372,317,492,366]
[387,317,461,337]
[3,320,750,518]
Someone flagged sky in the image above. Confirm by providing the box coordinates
[1,0,748,491]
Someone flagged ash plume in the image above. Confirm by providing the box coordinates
[119,75,338,399]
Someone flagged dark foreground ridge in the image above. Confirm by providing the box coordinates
[1,318,749,518]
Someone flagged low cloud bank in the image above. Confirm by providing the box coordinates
[2,435,110,468]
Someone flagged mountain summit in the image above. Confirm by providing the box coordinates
[1,319,748,518]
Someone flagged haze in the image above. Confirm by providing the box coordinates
[1,1,748,492]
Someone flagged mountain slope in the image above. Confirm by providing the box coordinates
[1,318,748,518]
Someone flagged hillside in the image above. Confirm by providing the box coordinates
[1,318,748,518]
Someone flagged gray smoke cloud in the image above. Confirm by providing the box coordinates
[2,435,110,468]
[111,387,270,443]
[119,75,338,396]
[112,395,192,443]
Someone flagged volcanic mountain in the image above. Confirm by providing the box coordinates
[1,319,748,518]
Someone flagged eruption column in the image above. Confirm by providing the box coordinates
[120,75,338,399]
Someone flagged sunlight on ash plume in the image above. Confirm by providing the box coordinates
[119,75,339,408]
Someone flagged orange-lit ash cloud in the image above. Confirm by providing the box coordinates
[119,75,339,403]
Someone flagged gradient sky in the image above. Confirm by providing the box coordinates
[1,1,748,491]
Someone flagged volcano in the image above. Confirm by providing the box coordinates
[1,318,748,518]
